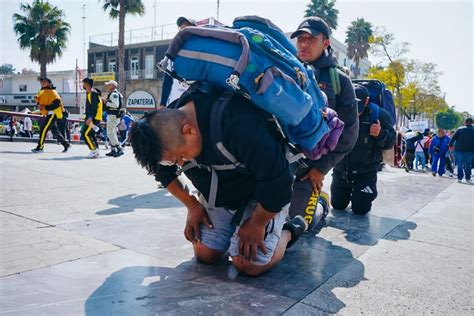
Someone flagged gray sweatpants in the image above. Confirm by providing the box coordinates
[106,115,121,148]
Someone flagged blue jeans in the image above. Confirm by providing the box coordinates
[456,152,473,180]
[431,154,446,176]
[414,151,426,170]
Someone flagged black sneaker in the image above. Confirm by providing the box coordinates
[31,148,43,153]
[113,149,124,157]
[62,143,71,153]
[105,147,117,157]
[283,215,308,249]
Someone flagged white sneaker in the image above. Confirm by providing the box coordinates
[87,150,100,159]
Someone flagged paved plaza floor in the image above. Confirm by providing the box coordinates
[0,141,473,315]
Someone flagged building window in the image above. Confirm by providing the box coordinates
[96,59,103,73]
[19,84,27,92]
[130,56,139,79]
[109,59,116,72]
[145,55,154,79]
[344,58,347,67]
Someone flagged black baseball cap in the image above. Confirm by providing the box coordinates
[291,17,331,39]
[353,84,370,113]
[38,77,52,84]
[176,16,196,27]
[82,77,94,86]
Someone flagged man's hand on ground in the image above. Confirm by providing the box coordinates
[237,217,267,262]
[300,168,325,193]
[184,201,213,243]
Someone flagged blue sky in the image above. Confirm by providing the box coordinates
[1,0,472,113]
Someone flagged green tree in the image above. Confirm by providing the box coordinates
[304,0,339,30]
[436,107,463,130]
[369,26,410,127]
[13,0,70,78]
[102,0,145,99]
[0,64,16,74]
[345,18,373,78]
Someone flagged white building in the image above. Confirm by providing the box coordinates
[0,69,86,114]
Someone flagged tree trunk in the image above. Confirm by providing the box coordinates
[118,0,126,102]
[355,59,360,78]
[40,61,47,79]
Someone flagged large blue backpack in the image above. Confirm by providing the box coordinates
[158,16,336,154]
[352,79,397,126]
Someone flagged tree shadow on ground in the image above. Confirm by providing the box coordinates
[96,190,182,216]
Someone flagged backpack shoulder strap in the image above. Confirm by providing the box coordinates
[209,91,247,170]
[329,67,341,96]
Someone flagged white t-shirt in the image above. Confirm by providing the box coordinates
[23,117,32,131]
[415,136,428,152]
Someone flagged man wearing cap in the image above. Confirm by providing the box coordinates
[291,16,359,195]
[102,80,124,157]
[32,77,71,153]
[81,77,103,159]
[159,16,197,108]
[330,84,395,215]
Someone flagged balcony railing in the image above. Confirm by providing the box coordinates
[125,69,163,80]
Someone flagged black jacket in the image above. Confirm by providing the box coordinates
[334,104,396,175]
[85,88,103,122]
[156,90,293,213]
[449,125,474,152]
[308,50,359,174]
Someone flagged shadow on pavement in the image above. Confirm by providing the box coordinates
[39,156,87,161]
[84,211,418,314]
[96,191,182,215]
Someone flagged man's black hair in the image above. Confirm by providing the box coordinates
[82,77,94,86]
[129,109,186,179]
[465,117,472,125]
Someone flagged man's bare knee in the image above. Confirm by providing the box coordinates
[231,256,268,276]
[193,242,224,264]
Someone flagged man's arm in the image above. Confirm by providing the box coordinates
[45,99,61,111]
[311,75,359,175]
[374,109,396,150]
[448,130,459,147]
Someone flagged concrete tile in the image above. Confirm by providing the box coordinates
[301,239,473,315]
[388,183,474,251]
[59,208,194,267]
[0,227,119,276]
[283,302,329,316]
[0,211,48,233]
[0,249,295,315]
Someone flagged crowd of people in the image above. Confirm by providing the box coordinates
[399,119,474,184]
[7,15,472,277]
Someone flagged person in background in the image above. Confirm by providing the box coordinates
[449,118,474,184]
[31,78,70,153]
[21,117,32,138]
[330,84,395,215]
[119,111,134,147]
[291,16,358,194]
[102,80,124,157]
[414,131,428,172]
[81,77,103,159]
[403,129,423,172]
[429,128,450,177]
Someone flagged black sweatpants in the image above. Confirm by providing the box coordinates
[36,114,69,150]
[330,171,378,215]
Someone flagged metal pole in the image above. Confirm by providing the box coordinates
[82,4,86,69]
[216,0,220,21]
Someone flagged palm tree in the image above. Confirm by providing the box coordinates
[102,0,145,98]
[13,0,71,78]
[345,18,373,78]
[304,0,339,31]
